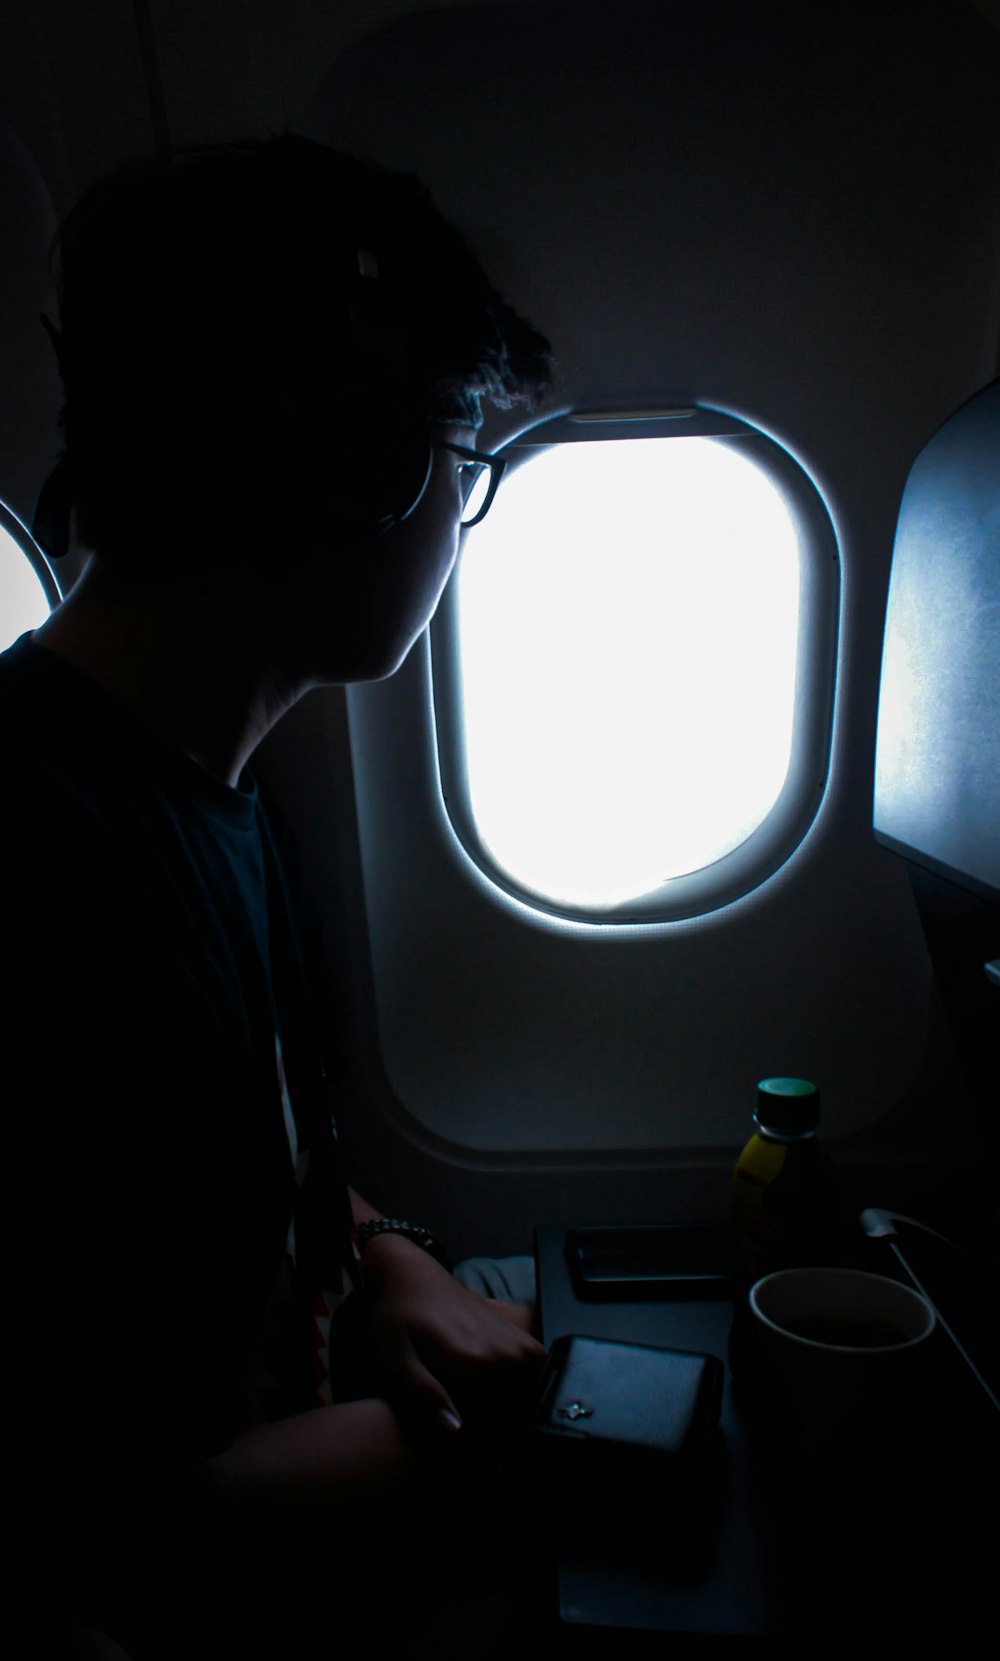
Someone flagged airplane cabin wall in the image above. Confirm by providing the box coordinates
[290,0,1000,1253]
[1,1,998,1258]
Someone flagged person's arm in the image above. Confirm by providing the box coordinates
[205,1396,418,1508]
[346,1188,545,1431]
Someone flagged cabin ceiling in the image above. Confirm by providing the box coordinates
[1,1,998,214]
[0,1,535,210]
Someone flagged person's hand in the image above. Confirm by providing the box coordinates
[358,1233,545,1436]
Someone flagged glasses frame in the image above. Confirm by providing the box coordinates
[435,440,508,528]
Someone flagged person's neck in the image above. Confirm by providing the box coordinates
[33,562,303,788]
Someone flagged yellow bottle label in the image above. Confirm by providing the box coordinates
[730,1134,787,1240]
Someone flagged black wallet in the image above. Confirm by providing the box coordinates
[533,1334,725,1563]
[538,1333,723,1462]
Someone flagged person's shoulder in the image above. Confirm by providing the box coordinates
[0,636,89,810]
[0,632,40,706]
[0,637,149,951]
[0,629,56,687]
[0,632,76,752]
[0,638,65,827]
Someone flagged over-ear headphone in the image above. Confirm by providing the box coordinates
[30,243,446,561]
[322,244,437,545]
[330,416,433,544]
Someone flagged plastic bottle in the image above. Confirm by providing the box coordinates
[729,1077,842,1280]
[727,1077,844,1407]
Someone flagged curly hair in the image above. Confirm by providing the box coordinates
[48,135,552,572]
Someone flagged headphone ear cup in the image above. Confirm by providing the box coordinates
[334,432,432,542]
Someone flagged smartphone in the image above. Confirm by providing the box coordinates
[566,1223,735,1301]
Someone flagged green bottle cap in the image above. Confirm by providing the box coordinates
[754,1076,820,1134]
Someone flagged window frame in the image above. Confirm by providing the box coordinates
[430,405,840,924]
[0,497,61,616]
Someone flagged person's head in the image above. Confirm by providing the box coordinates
[43,136,551,625]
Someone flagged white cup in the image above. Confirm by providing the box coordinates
[748,1267,936,1437]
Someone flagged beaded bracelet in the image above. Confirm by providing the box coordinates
[355,1217,452,1270]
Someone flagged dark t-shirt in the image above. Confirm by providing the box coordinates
[1,633,356,1626]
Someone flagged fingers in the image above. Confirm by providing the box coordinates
[386,1337,464,1435]
[363,1253,546,1432]
[479,1297,542,1340]
[422,1297,545,1428]
[474,1296,546,1372]
[435,1291,544,1376]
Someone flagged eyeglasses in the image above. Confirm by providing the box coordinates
[435,440,507,528]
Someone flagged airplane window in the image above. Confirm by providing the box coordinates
[436,430,834,920]
[0,509,55,650]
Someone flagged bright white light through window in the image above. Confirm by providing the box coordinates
[0,521,52,650]
[454,436,801,909]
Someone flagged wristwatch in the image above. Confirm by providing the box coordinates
[355,1217,452,1270]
